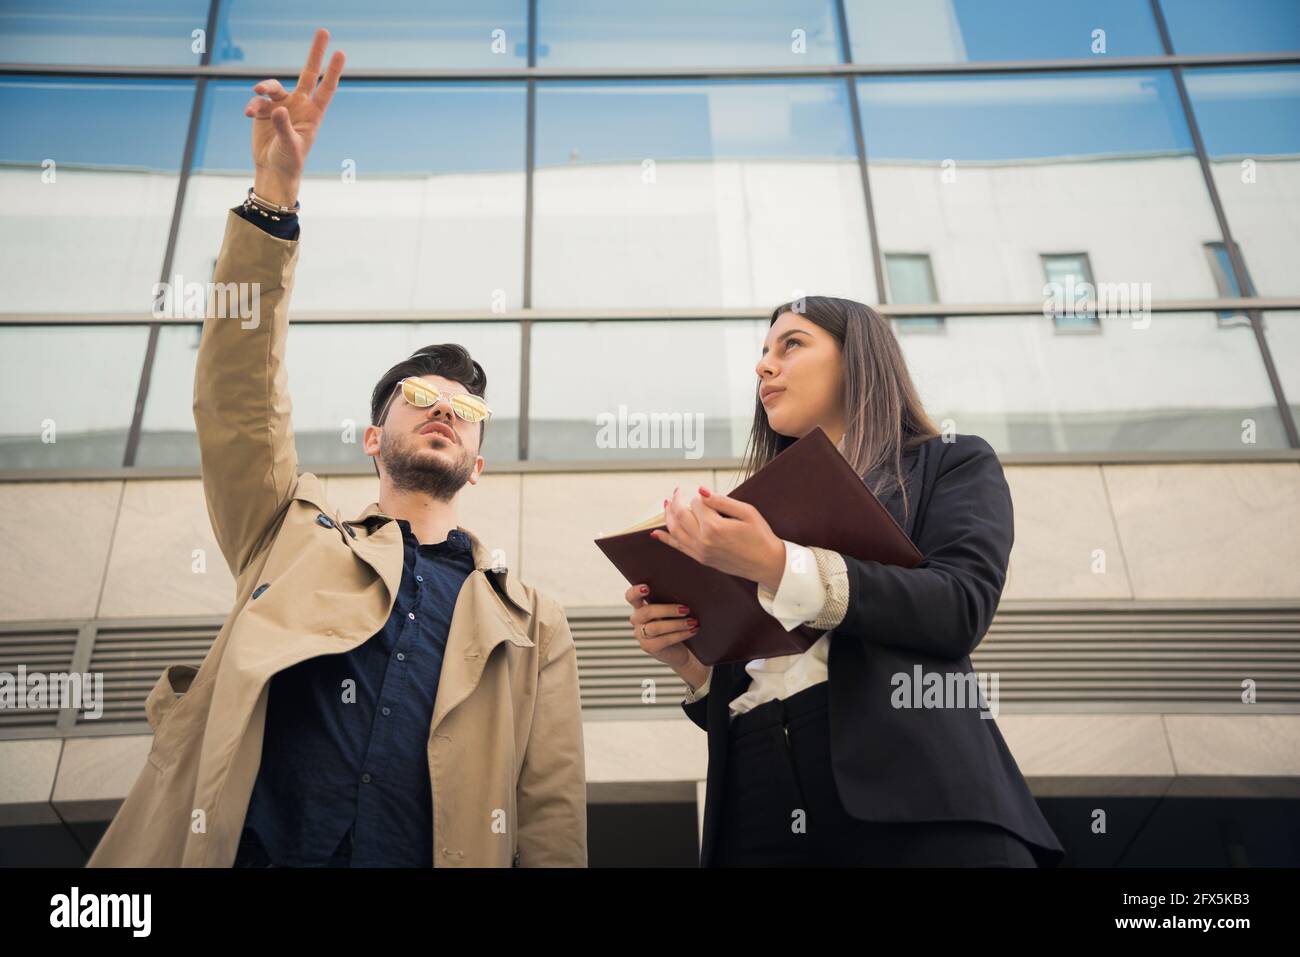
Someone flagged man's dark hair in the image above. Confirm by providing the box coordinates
[370,342,489,446]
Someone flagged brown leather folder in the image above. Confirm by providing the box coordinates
[594,426,923,666]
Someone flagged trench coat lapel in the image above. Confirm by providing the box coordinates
[344,500,535,735]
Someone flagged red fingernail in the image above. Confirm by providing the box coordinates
[687,619,699,628]
[640,585,649,594]
[677,605,690,615]
[698,486,711,497]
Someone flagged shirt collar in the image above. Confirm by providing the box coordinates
[346,502,531,617]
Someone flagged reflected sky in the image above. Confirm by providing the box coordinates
[845,0,1163,63]
[0,77,194,169]
[1160,0,1300,55]
[536,79,856,166]
[0,0,208,66]
[537,0,842,67]
[1184,67,1300,157]
[213,0,528,68]
[857,71,1194,162]
[192,80,527,175]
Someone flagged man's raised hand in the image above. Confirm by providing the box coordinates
[243,27,345,207]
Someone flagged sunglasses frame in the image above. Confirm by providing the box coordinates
[378,376,493,425]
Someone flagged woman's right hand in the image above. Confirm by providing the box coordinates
[624,583,707,685]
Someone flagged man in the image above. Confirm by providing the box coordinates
[87,29,587,868]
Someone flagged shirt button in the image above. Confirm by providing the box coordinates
[381,707,391,716]
[407,612,415,620]
[396,653,405,661]
[361,773,371,784]
[416,575,423,582]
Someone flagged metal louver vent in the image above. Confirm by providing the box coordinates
[567,611,687,711]
[569,602,1300,715]
[0,623,79,730]
[2,601,1296,739]
[79,622,217,726]
[974,604,1300,708]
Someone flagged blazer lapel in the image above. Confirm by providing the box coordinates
[868,443,927,538]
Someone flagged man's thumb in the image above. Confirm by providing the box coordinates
[270,106,294,139]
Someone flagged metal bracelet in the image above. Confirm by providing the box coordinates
[245,186,300,216]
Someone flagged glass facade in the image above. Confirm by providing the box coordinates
[0,0,1297,470]
[532,79,872,309]
[844,0,1165,63]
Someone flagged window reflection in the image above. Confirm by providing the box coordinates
[1160,0,1300,55]
[1203,241,1255,325]
[1184,67,1300,297]
[533,80,875,309]
[0,325,150,468]
[170,81,527,313]
[1042,253,1098,330]
[529,319,768,461]
[0,0,209,66]
[214,0,528,68]
[884,253,944,330]
[538,0,842,67]
[844,0,1163,64]
[1259,312,1300,431]
[857,71,1222,305]
[899,312,1289,452]
[0,77,194,313]
[136,322,521,467]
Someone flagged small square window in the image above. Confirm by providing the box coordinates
[885,254,943,331]
[1042,253,1098,331]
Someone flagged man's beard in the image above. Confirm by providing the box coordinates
[379,428,474,500]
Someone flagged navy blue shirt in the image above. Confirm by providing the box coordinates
[240,509,478,866]
[234,200,300,240]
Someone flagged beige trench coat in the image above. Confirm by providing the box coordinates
[87,210,587,867]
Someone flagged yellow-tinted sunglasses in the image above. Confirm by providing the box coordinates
[397,377,488,421]
[385,377,492,424]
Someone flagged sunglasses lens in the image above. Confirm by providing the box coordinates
[401,379,436,407]
[451,395,489,422]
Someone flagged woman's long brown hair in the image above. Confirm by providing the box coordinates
[738,296,942,526]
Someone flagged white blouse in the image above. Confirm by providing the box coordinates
[682,540,850,717]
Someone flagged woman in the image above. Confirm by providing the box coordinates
[624,296,1066,867]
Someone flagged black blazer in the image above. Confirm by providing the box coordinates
[683,433,1066,867]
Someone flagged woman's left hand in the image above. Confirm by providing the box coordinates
[651,486,787,590]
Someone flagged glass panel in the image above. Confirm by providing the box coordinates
[0,325,150,468]
[170,80,527,313]
[0,77,194,313]
[533,79,875,309]
[1260,311,1300,433]
[899,312,1289,452]
[1042,253,1097,329]
[538,0,843,67]
[213,0,528,68]
[1160,0,1300,55]
[1184,66,1300,297]
[1203,241,1255,323]
[529,319,767,461]
[136,322,521,467]
[845,0,1163,64]
[0,0,209,67]
[884,253,943,330]
[857,71,1223,305]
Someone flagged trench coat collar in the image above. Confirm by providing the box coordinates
[346,500,532,618]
